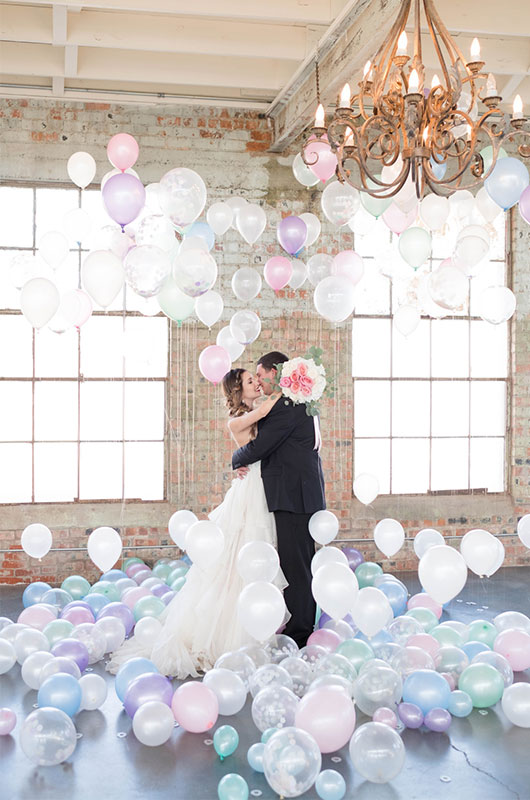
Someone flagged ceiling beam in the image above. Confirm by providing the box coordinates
[52,4,67,46]
[64,44,78,77]
[431,0,530,39]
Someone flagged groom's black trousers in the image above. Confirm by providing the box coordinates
[274,510,316,648]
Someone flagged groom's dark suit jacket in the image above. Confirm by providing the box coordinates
[232,399,326,514]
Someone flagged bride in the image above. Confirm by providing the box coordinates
[107,367,285,679]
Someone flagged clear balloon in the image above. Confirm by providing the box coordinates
[123,244,171,298]
[185,221,216,251]
[217,326,245,361]
[15,628,50,663]
[158,167,207,229]
[20,707,77,765]
[21,523,53,559]
[288,260,308,290]
[237,541,280,583]
[353,660,402,716]
[398,226,432,269]
[477,286,516,325]
[195,290,223,328]
[307,253,333,286]
[237,203,267,244]
[454,225,490,272]
[501,683,530,728]
[226,196,248,229]
[349,722,405,784]
[494,629,530,671]
[207,202,233,235]
[419,194,449,231]
[214,650,256,689]
[231,267,262,302]
[292,153,320,187]
[249,664,293,698]
[136,214,176,251]
[314,276,355,322]
[20,278,60,329]
[331,250,364,286]
[21,650,54,689]
[475,186,503,223]
[81,250,124,309]
[321,181,360,226]
[263,726,321,797]
[299,213,321,247]
[87,526,122,573]
[157,275,195,324]
[94,616,126,652]
[67,151,96,189]
[144,182,161,213]
[382,201,417,234]
[60,289,93,328]
[230,310,261,345]
[198,345,231,385]
[393,304,421,336]
[173,248,217,297]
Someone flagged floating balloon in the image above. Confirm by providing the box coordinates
[460,529,500,577]
[477,286,516,325]
[360,180,393,218]
[449,189,475,223]
[185,221,216,251]
[331,250,363,286]
[299,213,321,247]
[226,196,248,228]
[307,253,333,286]
[519,185,530,225]
[195,290,223,328]
[373,518,405,557]
[414,529,445,559]
[230,310,261,345]
[420,194,449,231]
[87,527,122,573]
[288,259,308,290]
[39,230,69,270]
[398,226,432,269]
[107,133,139,171]
[238,581,286,641]
[157,275,195,324]
[353,473,379,504]
[237,203,267,244]
[428,263,468,310]
[136,214,176,251]
[475,186,503,223]
[207,202,233,235]
[102,173,146,228]
[60,289,93,328]
[311,546,348,576]
[20,277,60,329]
[237,541,280,583]
[419,545,467,604]
[351,587,393,637]
[158,167,207,229]
[21,523,52,559]
[198,345,231,385]
[216,325,245,361]
[454,225,490,273]
[382,201,417,234]
[292,153,320,187]
[173,248,218,297]
[311,563,358,621]
[81,249,124,309]
[321,181,360,226]
[393,304,421,336]
[277,216,307,255]
[305,135,338,183]
[309,511,339,545]
[67,151,96,189]
[123,244,171,298]
[264,256,292,292]
[186,520,225,568]
[231,267,262,302]
[485,157,529,210]
[314,276,355,323]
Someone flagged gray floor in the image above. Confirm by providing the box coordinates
[1,569,530,800]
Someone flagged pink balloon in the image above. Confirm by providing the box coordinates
[133,568,153,585]
[295,685,356,753]
[304,135,338,183]
[126,563,146,578]
[440,672,456,690]
[198,345,231,385]
[102,173,146,228]
[406,633,440,659]
[70,290,92,328]
[61,607,95,626]
[306,628,342,653]
[107,133,139,172]
[0,708,16,736]
[121,586,151,609]
[382,201,418,234]
[407,593,443,619]
[264,256,293,292]
[520,186,530,224]
[17,605,56,630]
[494,629,530,671]
[171,681,218,733]
[373,706,398,728]
[331,250,364,286]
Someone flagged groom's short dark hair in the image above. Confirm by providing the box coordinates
[257,351,288,372]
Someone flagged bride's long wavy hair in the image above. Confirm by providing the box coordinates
[221,368,249,418]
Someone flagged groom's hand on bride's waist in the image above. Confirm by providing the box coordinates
[236,466,249,480]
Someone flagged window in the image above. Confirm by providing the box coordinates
[0,184,168,503]
[352,211,508,495]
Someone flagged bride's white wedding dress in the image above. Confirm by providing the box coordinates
[107,461,286,678]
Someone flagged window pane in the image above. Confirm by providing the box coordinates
[431,438,469,491]
[79,442,123,499]
[431,319,469,378]
[432,381,470,436]
[392,438,429,494]
[353,266,390,315]
[124,382,165,440]
[0,443,32,502]
[469,262,506,315]
[35,188,79,243]
[34,382,78,441]
[81,316,124,378]
[354,438,390,495]
[124,317,168,378]
[0,186,33,247]
[53,253,81,296]
[80,382,123,440]
[124,442,164,500]
[0,382,32,441]
[392,381,430,436]
[354,381,390,437]
[0,251,31,310]
[392,320,430,378]
[355,219,390,257]
[80,189,115,246]
[470,382,506,436]
[0,316,33,376]
[35,327,78,378]
[470,438,505,492]
[352,319,391,377]
[470,321,507,378]
[34,443,78,502]
[489,213,506,260]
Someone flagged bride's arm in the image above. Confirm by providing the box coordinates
[227,394,281,436]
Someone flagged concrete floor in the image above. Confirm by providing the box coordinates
[1,569,529,800]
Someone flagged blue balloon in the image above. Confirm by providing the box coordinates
[38,672,82,717]
[356,629,393,646]
[402,669,451,715]
[102,569,127,583]
[22,581,51,607]
[185,221,215,251]
[84,593,110,615]
[213,725,239,760]
[115,657,159,702]
[378,580,408,617]
[485,156,530,210]
[462,640,491,660]
[315,770,347,800]
[217,773,249,800]
[448,689,473,718]
[247,742,265,772]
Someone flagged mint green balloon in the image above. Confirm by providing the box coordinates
[61,575,91,600]
[43,619,74,646]
[336,638,375,671]
[431,626,463,648]
[167,566,189,585]
[466,620,498,648]
[213,725,239,760]
[458,663,504,708]
[169,576,187,593]
[480,145,507,175]
[157,276,195,324]
[152,563,172,581]
[133,595,165,622]
[355,562,383,588]
[405,607,439,633]
[360,178,393,218]
[123,557,144,570]
[217,773,249,800]
[89,581,120,602]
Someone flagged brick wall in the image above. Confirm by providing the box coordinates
[0,97,528,584]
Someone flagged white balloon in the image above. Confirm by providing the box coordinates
[173,248,217,297]
[62,208,92,246]
[168,509,198,549]
[307,253,333,286]
[87,526,122,573]
[134,616,163,648]
[202,668,247,715]
[331,250,364,286]
[60,289,93,328]
[477,286,516,324]
[449,189,475,223]
[133,700,175,746]
[321,181,360,226]
[292,153,320,187]
[373,518,405,557]
[311,546,348,577]
[351,587,393,637]
[398,227,432,269]
[67,151,96,189]
[311,562,359,620]
[299,212,321,247]
[485,536,505,577]
[347,205,376,236]
[216,325,245,361]
[195,290,223,328]
[517,514,530,548]
[81,250,125,309]
[418,545,468,604]
[93,226,134,260]
[420,194,449,231]
[144,182,162,213]
[460,528,500,577]
[0,639,17,675]
[237,541,280,583]
[413,529,445,559]
[20,277,60,329]
[309,510,339,546]
[158,167,207,229]
[207,202,233,235]
[288,259,308,290]
[236,203,267,244]
[393,304,421,336]
[237,581,286,641]
[21,650,54,689]
[314,276,356,323]
[94,616,126,652]
[186,520,224,569]
[231,267,262,301]
[501,683,530,728]
[454,224,490,272]
[475,187,502,224]
[179,235,209,254]
[428,264,468,310]
[21,523,53,559]
[79,673,108,710]
[9,252,41,290]
[230,310,261,345]
[15,629,49,664]
[353,473,379,505]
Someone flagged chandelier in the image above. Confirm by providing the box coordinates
[302,0,530,199]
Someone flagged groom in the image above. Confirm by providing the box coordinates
[232,351,326,648]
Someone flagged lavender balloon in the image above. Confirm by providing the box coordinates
[60,601,93,616]
[276,216,307,255]
[61,607,95,626]
[342,547,364,571]
[102,173,146,229]
[151,584,170,598]
[51,638,90,672]
[96,602,135,636]
[123,672,173,718]
[424,707,452,732]
[160,591,175,606]
[397,701,424,729]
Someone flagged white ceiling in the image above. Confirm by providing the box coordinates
[0,0,529,143]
